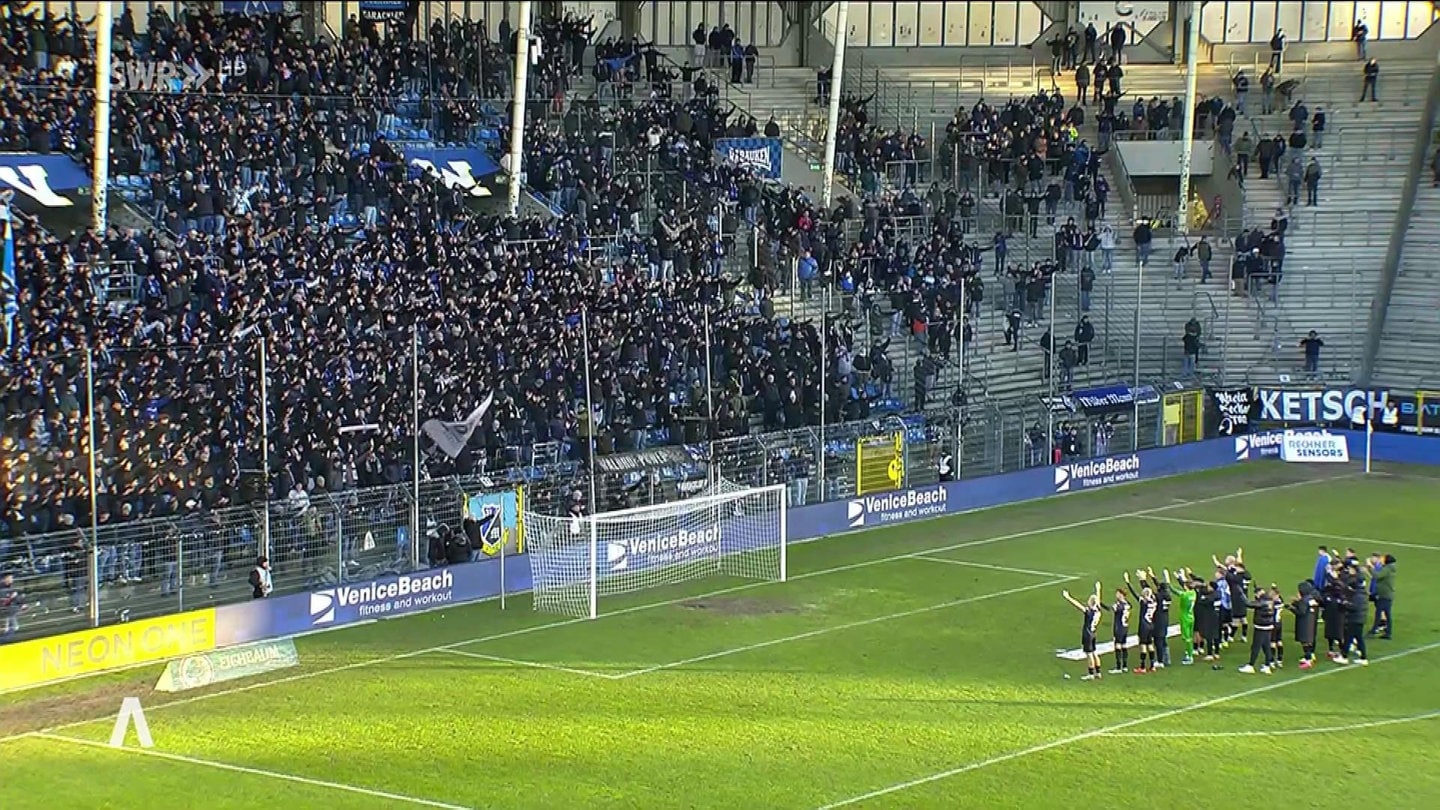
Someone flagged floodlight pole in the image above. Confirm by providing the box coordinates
[1176,0,1202,238]
[506,0,533,217]
[92,2,113,234]
[411,326,422,568]
[820,0,850,209]
[581,306,599,620]
[259,338,271,561]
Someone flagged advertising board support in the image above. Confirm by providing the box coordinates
[259,339,272,562]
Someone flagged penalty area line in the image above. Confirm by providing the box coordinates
[612,577,1077,680]
[1131,515,1440,552]
[34,732,473,810]
[814,639,1440,809]
[911,555,1079,580]
[436,648,626,680]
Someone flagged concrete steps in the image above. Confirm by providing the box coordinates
[1374,135,1440,389]
[1240,97,1423,383]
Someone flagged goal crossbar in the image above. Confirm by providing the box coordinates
[524,482,789,619]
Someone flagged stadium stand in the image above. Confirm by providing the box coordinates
[1,1,1437,645]
[1373,126,1440,389]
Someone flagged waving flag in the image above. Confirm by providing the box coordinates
[1,199,17,348]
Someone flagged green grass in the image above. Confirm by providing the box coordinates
[3,463,1439,809]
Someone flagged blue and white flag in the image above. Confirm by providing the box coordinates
[715,138,783,180]
[1,201,17,347]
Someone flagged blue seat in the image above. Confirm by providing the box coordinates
[415,129,430,141]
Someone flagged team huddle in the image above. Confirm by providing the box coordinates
[1062,546,1397,681]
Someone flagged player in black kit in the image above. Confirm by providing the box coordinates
[1197,580,1224,663]
[1268,581,1285,667]
[1237,587,1279,674]
[1145,567,1174,667]
[1124,571,1158,673]
[1109,587,1132,674]
[1063,582,1106,680]
[1288,581,1321,669]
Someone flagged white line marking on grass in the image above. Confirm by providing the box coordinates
[436,648,624,680]
[0,473,1346,746]
[1133,515,1440,552]
[814,639,1440,809]
[912,556,1078,580]
[612,578,1076,680]
[1102,709,1440,738]
[34,732,473,809]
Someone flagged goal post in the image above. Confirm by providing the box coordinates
[524,481,789,619]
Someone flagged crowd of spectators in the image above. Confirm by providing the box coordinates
[0,2,871,572]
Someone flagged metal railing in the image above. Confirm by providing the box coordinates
[1225,53,1435,102]
[0,397,1181,645]
[886,57,1051,117]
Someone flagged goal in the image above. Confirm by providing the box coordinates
[523,481,788,618]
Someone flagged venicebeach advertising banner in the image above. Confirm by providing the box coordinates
[0,431,1384,672]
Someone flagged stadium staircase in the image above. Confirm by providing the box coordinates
[1372,125,1440,389]
[1240,62,1435,383]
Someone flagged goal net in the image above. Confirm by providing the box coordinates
[523,480,788,618]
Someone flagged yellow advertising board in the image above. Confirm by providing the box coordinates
[0,608,217,691]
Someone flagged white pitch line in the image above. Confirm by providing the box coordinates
[815,639,1440,809]
[0,472,1346,746]
[438,648,624,680]
[612,578,1076,680]
[1102,709,1440,739]
[912,555,1078,580]
[34,732,473,809]
[1134,515,1440,552]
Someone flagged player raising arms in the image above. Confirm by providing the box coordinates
[1109,586,1132,674]
[1123,570,1158,673]
[1144,567,1174,668]
[1063,582,1106,681]
[1173,567,1200,665]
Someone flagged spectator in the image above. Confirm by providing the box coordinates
[1133,218,1153,266]
[1196,235,1213,282]
[1303,158,1323,207]
[1361,59,1379,102]
[1182,321,1202,377]
[1352,19,1369,60]
[1,573,20,640]
[1301,330,1325,377]
[1311,106,1327,148]
[1268,29,1286,73]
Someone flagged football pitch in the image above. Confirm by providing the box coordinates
[3,463,1439,809]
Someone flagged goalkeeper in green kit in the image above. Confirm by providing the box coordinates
[1174,567,1199,665]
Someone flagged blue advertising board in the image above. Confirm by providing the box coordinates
[716,138,783,179]
[213,433,1437,648]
